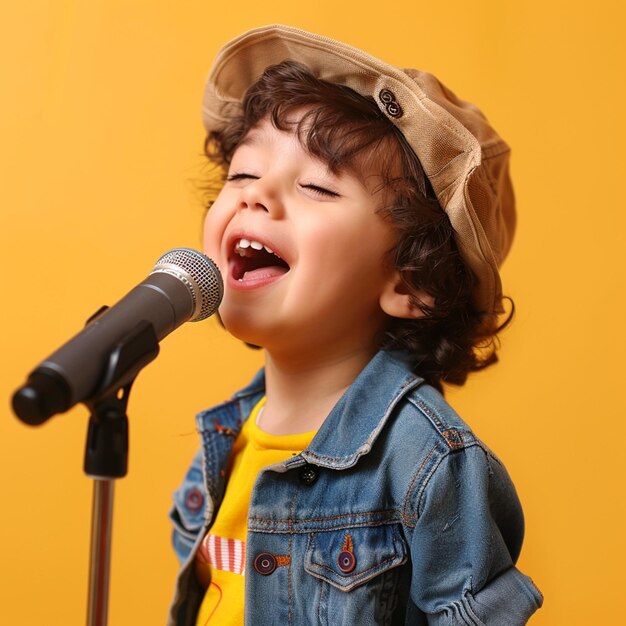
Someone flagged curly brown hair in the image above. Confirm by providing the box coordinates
[203,61,511,390]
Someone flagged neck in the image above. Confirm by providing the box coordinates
[259,346,376,435]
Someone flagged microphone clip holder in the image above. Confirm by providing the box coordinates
[83,314,159,626]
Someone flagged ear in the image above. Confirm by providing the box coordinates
[379,272,433,320]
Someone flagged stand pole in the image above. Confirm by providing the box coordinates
[87,480,115,626]
[81,319,159,626]
[83,400,128,626]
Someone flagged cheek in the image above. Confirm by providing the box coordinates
[301,216,393,272]
[299,212,365,251]
[298,226,392,305]
[202,196,231,261]
[202,213,220,259]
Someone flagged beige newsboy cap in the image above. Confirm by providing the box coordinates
[202,25,515,317]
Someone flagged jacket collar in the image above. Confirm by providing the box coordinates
[197,350,424,471]
[251,350,424,470]
[299,350,424,470]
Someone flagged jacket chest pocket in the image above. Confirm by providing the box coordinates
[303,524,408,625]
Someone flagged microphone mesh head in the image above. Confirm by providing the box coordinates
[152,248,223,321]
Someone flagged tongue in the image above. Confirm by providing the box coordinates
[241,266,288,281]
[231,252,290,282]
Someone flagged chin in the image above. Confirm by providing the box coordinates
[218,310,272,349]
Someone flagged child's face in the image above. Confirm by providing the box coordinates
[203,115,400,359]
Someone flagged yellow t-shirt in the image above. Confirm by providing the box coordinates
[194,398,316,626]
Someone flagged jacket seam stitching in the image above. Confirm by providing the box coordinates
[287,492,297,626]
[402,444,439,525]
[406,395,472,448]
[250,509,398,524]
[416,450,452,516]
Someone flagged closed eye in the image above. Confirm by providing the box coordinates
[226,172,259,183]
[300,184,340,198]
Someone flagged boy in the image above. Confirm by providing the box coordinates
[168,25,542,625]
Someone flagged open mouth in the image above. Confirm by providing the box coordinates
[230,237,290,282]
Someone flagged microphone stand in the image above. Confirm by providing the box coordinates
[82,317,159,626]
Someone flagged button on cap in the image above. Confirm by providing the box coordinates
[378,89,403,118]
[379,89,395,103]
[254,552,277,575]
[338,550,357,573]
[386,101,403,118]
[298,464,318,485]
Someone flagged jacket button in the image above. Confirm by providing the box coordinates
[253,552,277,576]
[184,488,204,512]
[298,464,318,485]
[337,550,357,573]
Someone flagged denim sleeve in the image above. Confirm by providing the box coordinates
[408,443,543,625]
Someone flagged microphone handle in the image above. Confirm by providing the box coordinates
[14,272,194,424]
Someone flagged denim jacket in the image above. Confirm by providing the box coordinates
[167,350,542,625]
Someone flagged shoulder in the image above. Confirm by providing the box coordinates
[400,383,479,451]
[386,381,485,461]
[383,383,520,524]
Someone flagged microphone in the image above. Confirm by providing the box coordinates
[12,248,223,426]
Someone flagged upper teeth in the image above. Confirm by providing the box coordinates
[236,238,276,256]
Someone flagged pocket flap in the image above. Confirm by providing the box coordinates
[304,525,407,592]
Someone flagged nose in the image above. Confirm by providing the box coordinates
[237,177,284,219]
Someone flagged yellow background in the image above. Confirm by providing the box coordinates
[1,2,624,624]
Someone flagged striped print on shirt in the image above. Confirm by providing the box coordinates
[198,534,246,576]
